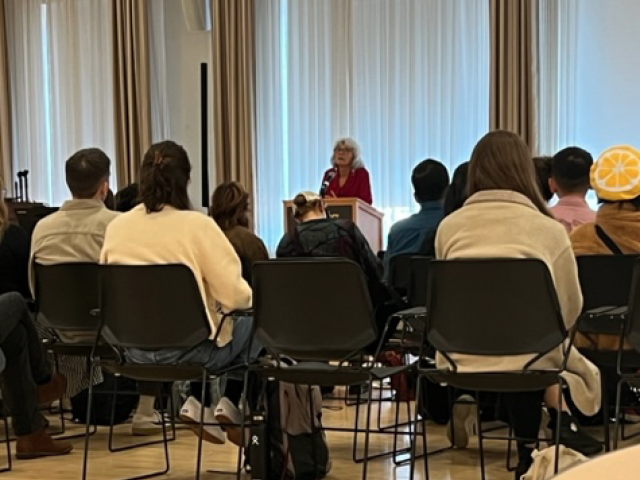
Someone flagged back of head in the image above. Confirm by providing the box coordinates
[210,181,250,230]
[65,148,111,199]
[115,183,140,212]
[533,156,554,202]
[552,147,593,195]
[443,162,469,216]
[592,145,640,209]
[468,131,552,217]
[139,141,192,213]
[292,191,323,221]
[411,159,450,203]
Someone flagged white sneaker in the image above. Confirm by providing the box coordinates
[446,394,477,449]
[179,396,225,445]
[132,410,170,436]
[214,397,245,446]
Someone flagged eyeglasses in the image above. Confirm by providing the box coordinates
[334,147,353,154]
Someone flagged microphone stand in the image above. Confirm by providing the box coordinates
[24,170,30,203]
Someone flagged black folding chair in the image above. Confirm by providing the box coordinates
[576,254,639,450]
[34,263,106,440]
[613,258,640,449]
[83,265,244,480]
[0,350,11,473]
[387,253,415,296]
[410,259,574,480]
[251,259,411,480]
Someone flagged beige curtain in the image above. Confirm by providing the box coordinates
[211,0,256,202]
[490,0,538,150]
[0,0,12,188]
[113,0,152,187]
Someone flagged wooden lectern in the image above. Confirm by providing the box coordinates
[283,198,384,252]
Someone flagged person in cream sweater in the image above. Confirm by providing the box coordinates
[435,131,602,478]
[101,141,257,447]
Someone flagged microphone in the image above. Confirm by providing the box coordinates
[320,168,337,197]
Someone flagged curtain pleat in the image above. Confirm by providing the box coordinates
[113,0,152,188]
[210,0,256,208]
[490,0,538,150]
[0,0,12,189]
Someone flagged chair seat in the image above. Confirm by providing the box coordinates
[104,363,206,382]
[393,306,426,318]
[421,368,561,392]
[579,309,627,334]
[252,361,410,387]
[45,342,116,359]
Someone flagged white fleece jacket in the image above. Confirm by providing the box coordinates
[100,204,252,345]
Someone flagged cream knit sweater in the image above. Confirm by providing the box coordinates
[100,204,252,345]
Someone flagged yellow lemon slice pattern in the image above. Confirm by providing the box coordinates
[591,145,640,201]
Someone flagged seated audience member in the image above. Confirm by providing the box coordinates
[115,183,140,213]
[549,147,596,232]
[534,155,554,203]
[571,145,640,254]
[210,182,268,283]
[0,293,71,459]
[420,162,469,257]
[30,149,160,436]
[436,131,602,477]
[383,159,448,277]
[277,192,399,347]
[0,178,30,298]
[101,141,259,446]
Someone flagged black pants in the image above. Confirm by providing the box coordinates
[0,293,53,436]
[503,390,545,445]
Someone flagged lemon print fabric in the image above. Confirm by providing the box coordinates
[591,145,640,201]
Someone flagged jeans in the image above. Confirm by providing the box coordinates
[125,316,262,374]
[0,293,52,436]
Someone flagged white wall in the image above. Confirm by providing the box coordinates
[576,0,640,156]
[157,0,213,211]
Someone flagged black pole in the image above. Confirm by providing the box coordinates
[200,62,210,209]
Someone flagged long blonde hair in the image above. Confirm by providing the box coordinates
[0,178,9,240]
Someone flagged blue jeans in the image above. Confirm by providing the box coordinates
[124,316,262,374]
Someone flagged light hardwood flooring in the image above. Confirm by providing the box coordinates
[0,389,627,480]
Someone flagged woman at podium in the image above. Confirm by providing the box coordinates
[320,137,373,204]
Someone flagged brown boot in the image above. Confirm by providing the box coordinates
[37,373,67,405]
[16,428,73,460]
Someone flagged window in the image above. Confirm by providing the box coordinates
[255,0,490,251]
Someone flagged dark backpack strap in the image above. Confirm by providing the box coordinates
[595,225,623,255]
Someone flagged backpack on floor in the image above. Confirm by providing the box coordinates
[71,372,139,426]
[262,380,332,480]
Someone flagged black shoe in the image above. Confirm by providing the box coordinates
[554,414,603,456]
[514,444,533,480]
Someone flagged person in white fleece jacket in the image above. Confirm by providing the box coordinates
[101,141,259,446]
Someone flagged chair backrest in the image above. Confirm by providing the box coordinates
[252,258,377,361]
[625,259,640,350]
[99,264,211,349]
[387,253,415,294]
[577,255,638,311]
[426,259,566,356]
[15,206,58,236]
[407,256,432,307]
[34,263,101,332]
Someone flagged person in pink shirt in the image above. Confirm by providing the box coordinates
[549,147,596,232]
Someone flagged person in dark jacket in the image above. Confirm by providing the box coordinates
[0,179,30,298]
[277,191,400,347]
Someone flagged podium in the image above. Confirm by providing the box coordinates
[283,198,384,252]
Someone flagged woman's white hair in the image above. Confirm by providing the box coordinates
[331,137,365,169]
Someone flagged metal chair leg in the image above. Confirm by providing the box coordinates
[613,379,624,451]
[361,376,375,480]
[195,369,208,480]
[81,366,97,480]
[475,392,487,480]
[553,380,563,474]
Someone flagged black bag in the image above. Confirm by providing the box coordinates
[71,372,139,425]
[256,380,331,480]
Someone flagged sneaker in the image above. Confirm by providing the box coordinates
[179,396,225,445]
[446,394,477,449]
[132,410,171,436]
[214,397,246,447]
[554,414,603,456]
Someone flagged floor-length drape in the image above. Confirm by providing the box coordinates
[210,0,256,206]
[490,0,537,149]
[113,0,152,187]
[0,0,12,188]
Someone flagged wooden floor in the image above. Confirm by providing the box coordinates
[0,389,626,480]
